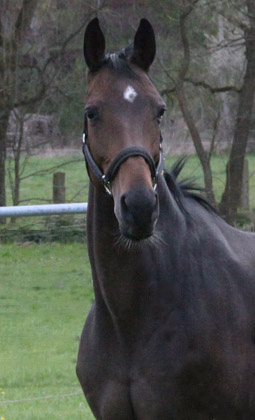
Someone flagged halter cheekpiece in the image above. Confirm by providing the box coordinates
[82,113,164,196]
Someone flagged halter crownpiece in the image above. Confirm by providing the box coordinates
[82,113,164,196]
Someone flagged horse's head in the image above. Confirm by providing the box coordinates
[83,18,166,241]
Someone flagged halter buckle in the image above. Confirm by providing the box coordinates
[102,175,112,196]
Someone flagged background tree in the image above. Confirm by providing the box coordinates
[152,0,254,221]
[0,0,38,223]
[0,0,105,222]
[220,0,255,221]
[0,0,254,227]
[161,0,217,205]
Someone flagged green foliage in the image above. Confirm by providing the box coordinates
[0,243,94,419]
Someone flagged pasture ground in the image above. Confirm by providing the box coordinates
[2,153,254,239]
[0,153,254,419]
[0,243,94,419]
[4,152,255,209]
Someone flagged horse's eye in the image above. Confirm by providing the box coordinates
[85,108,98,121]
[157,107,166,123]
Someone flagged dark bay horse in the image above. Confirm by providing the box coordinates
[77,18,255,420]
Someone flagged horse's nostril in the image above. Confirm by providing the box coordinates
[118,189,159,240]
[120,194,127,213]
[120,194,134,224]
[154,191,158,206]
[153,192,159,216]
[120,189,159,225]
[120,194,127,209]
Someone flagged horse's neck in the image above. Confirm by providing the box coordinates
[86,179,186,331]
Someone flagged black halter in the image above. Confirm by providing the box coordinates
[82,114,164,196]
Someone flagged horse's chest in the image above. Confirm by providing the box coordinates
[86,349,244,420]
[129,341,219,419]
[78,303,255,419]
[80,324,220,419]
[85,348,220,420]
[80,327,255,420]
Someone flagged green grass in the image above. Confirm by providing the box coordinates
[1,153,254,419]
[165,153,255,208]
[2,153,254,237]
[0,243,95,419]
[3,154,90,235]
[5,153,255,209]
[6,154,89,206]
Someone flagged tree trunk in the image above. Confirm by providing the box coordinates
[175,3,216,206]
[220,1,255,222]
[0,111,10,224]
[176,84,216,205]
[0,1,39,224]
[9,114,24,224]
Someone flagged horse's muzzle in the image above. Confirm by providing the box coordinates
[118,187,159,240]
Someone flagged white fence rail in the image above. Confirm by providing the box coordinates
[0,203,88,218]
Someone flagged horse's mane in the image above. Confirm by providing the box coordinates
[164,158,217,216]
[92,46,140,79]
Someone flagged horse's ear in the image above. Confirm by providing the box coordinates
[84,18,105,71]
[131,19,156,72]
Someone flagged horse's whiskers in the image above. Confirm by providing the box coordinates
[114,234,134,250]
[113,230,166,251]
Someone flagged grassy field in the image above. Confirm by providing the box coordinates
[0,243,94,420]
[5,153,89,206]
[5,152,255,209]
[0,153,254,419]
[2,152,254,237]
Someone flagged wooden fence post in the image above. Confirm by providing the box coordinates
[241,159,249,211]
[53,172,65,204]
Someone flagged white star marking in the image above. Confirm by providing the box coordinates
[123,85,137,103]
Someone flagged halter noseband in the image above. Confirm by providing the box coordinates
[82,114,164,196]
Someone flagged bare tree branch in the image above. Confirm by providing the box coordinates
[14,0,39,45]
[20,158,83,181]
[208,111,220,160]
[171,1,216,204]
[160,87,176,96]
[14,2,106,109]
[179,4,193,80]
[184,78,241,93]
